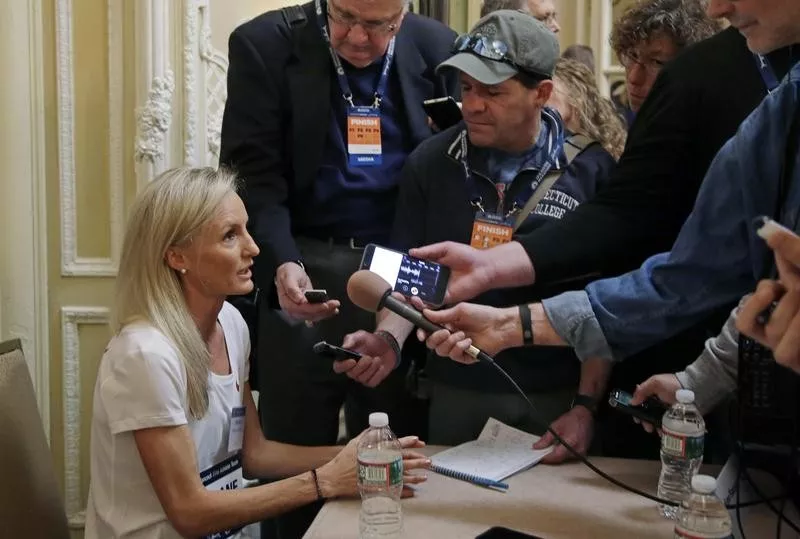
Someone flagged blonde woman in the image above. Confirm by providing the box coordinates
[84,167,428,539]
[547,58,627,160]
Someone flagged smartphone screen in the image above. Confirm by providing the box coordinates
[359,244,450,306]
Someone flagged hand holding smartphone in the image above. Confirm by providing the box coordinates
[608,389,668,428]
[359,243,451,307]
[423,97,463,131]
[304,289,329,304]
[312,341,362,361]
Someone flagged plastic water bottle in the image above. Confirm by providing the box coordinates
[674,475,732,538]
[357,412,403,538]
[658,389,705,519]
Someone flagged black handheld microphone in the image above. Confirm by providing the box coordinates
[346,270,494,364]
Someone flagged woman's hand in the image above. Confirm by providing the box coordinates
[316,435,430,499]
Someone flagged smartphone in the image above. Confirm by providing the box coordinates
[608,389,668,428]
[304,289,329,304]
[475,527,544,539]
[312,341,362,361]
[423,96,463,131]
[359,244,450,307]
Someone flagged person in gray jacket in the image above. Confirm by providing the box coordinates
[629,297,746,430]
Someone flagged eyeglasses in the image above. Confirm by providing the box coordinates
[452,34,548,80]
[619,50,667,75]
[326,0,404,35]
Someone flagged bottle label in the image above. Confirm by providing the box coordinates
[358,457,403,488]
[674,526,732,538]
[661,428,704,459]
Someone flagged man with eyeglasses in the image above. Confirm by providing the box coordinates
[612,0,719,124]
[337,10,616,449]
[219,0,457,537]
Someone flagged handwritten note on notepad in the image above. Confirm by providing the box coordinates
[431,418,554,482]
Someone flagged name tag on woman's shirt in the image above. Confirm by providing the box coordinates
[228,406,246,453]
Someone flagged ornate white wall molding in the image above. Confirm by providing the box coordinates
[61,306,110,520]
[184,0,229,168]
[134,0,228,178]
[199,2,229,165]
[56,0,124,277]
[134,0,180,186]
[184,0,200,166]
[135,71,176,164]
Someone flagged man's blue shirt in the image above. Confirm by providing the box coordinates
[543,62,800,361]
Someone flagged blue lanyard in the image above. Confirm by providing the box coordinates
[314,0,395,108]
[755,54,780,93]
[460,110,563,217]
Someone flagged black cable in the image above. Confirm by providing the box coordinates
[484,355,778,510]
[735,442,748,539]
[742,463,800,535]
[776,495,787,539]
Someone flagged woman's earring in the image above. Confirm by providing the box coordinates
[180,268,187,275]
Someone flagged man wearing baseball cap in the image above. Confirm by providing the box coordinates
[339,10,616,451]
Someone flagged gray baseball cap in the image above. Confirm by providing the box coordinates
[437,10,559,85]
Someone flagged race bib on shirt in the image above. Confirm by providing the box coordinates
[470,211,514,249]
[347,106,382,166]
[200,453,244,538]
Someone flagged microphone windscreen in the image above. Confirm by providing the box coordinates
[347,270,392,313]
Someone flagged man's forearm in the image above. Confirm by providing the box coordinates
[489,241,536,288]
[376,310,415,346]
[577,357,612,399]
[486,303,566,354]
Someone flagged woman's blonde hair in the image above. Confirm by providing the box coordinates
[114,167,239,419]
[553,58,627,161]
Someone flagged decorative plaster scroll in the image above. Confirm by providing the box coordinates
[61,306,110,520]
[135,71,176,164]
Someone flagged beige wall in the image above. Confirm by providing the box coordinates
[0,1,608,538]
[210,0,299,54]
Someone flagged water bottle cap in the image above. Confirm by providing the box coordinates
[691,474,717,494]
[675,389,695,404]
[368,412,389,428]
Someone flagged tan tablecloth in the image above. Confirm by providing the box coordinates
[304,447,798,539]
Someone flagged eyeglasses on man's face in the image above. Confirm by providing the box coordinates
[327,0,405,36]
[619,50,668,75]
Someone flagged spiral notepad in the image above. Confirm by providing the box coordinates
[430,418,553,485]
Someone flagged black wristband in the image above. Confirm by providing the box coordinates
[571,393,598,415]
[374,330,402,369]
[518,304,534,346]
[310,468,324,500]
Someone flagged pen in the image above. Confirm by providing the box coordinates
[470,476,509,490]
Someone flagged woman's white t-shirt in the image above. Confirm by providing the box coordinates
[84,302,250,539]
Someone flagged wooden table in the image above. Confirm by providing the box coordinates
[304,447,798,538]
